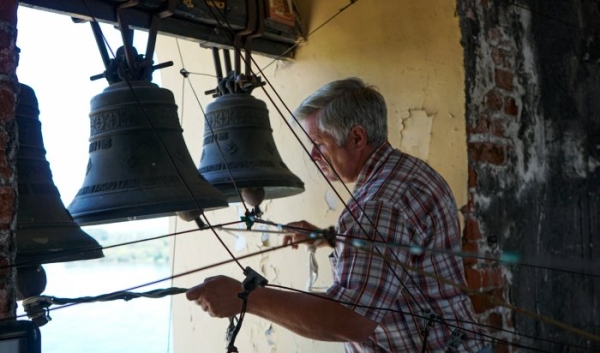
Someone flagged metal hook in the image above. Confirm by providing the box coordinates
[115,0,177,80]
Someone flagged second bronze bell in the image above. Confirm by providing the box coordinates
[68,80,228,225]
[198,93,305,207]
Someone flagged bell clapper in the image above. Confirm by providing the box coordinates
[240,187,265,230]
[176,209,202,222]
[241,187,265,208]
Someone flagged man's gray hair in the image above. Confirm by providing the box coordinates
[293,77,388,146]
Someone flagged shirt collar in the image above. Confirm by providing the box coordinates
[354,142,394,192]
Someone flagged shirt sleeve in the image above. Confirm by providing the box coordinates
[325,199,415,323]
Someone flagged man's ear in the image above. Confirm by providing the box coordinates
[349,125,368,149]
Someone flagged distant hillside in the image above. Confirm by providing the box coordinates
[84,223,170,265]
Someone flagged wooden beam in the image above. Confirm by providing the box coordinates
[18,0,299,59]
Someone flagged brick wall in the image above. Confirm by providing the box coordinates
[458,0,525,350]
[459,0,600,351]
[0,0,19,320]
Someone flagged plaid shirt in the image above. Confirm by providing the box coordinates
[326,142,485,352]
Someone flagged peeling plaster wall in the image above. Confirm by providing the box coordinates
[157,0,467,351]
[459,0,600,351]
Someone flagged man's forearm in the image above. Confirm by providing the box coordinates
[247,287,377,342]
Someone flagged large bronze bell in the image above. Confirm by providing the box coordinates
[16,83,104,265]
[199,93,304,206]
[67,80,228,225]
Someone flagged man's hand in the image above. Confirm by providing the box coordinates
[186,276,244,318]
[283,220,319,249]
[187,273,378,343]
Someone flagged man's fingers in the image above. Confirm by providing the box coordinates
[283,234,300,249]
[186,284,203,301]
[186,276,215,300]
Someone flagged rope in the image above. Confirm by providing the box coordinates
[28,287,187,306]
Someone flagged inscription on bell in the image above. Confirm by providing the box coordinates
[199,160,276,173]
[206,109,269,129]
[224,142,238,155]
[89,138,112,153]
[76,175,180,196]
[90,106,180,135]
[91,107,132,135]
[203,131,229,145]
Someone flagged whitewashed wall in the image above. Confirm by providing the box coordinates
[156,0,467,351]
